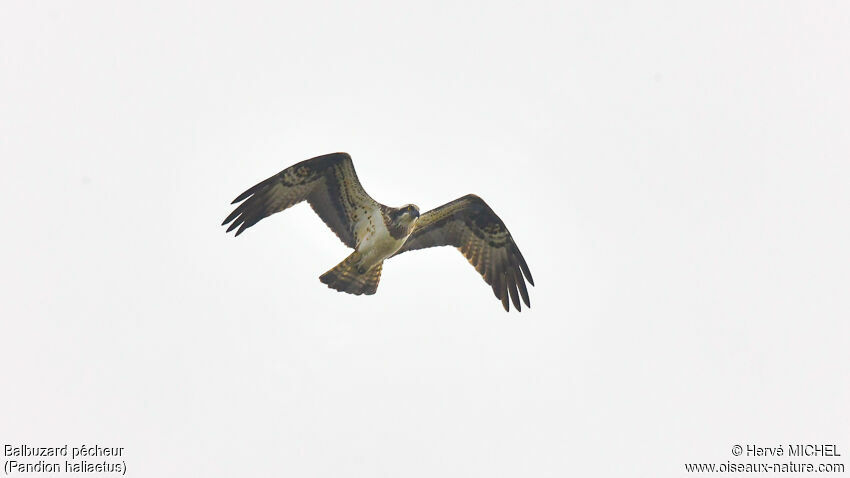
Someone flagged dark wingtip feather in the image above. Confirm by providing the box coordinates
[516,273,530,308]
[491,272,501,299]
[512,244,534,286]
[222,207,242,226]
[231,186,261,204]
[507,271,521,312]
[225,220,240,233]
[231,192,249,204]
[500,275,510,312]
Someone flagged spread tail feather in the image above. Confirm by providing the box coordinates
[319,252,383,296]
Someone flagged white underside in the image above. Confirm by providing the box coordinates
[354,209,407,270]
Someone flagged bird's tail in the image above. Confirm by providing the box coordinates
[319,252,383,296]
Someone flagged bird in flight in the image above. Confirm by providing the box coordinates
[222,152,534,311]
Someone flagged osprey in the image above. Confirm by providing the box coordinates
[222,152,534,311]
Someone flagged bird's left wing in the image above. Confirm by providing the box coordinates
[222,152,376,247]
[392,194,534,312]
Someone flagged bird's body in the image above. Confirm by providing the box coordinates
[222,152,534,311]
[318,203,420,295]
[353,206,417,271]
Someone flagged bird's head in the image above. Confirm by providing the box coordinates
[394,204,420,227]
[402,204,420,218]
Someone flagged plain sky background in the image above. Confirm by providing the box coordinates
[2,1,848,476]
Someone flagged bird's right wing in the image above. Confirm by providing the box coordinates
[393,194,534,312]
[222,152,377,248]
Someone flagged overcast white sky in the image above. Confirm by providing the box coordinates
[2,1,849,476]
